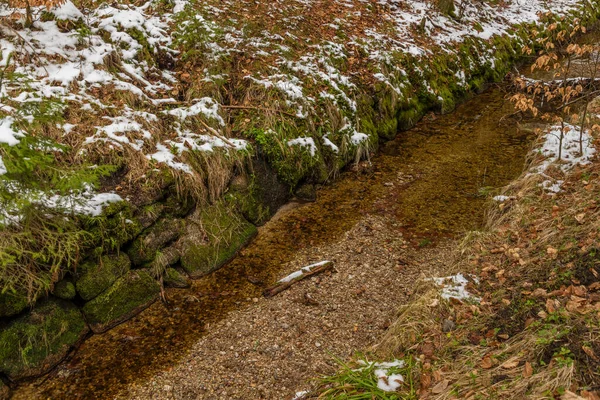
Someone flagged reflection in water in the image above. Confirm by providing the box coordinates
[13,85,534,399]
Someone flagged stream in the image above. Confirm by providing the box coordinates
[12,82,536,399]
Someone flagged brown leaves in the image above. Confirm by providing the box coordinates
[523,361,533,378]
[481,356,493,369]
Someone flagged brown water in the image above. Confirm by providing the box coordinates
[11,86,534,399]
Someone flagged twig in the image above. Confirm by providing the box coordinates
[221,104,298,118]
[0,20,49,76]
[197,118,237,148]
[263,261,334,297]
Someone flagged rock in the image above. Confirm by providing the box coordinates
[0,299,88,380]
[180,204,257,278]
[442,319,456,332]
[127,218,185,266]
[163,195,195,218]
[75,253,131,301]
[0,379,9,399]
[294,183,317,202]
[53,280,76,300]
[163,268,190,289]
[82,270,160,333]
[0,291,29,318]
[135,203,165,230]
[252,158,290,218]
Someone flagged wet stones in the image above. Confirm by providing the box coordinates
[75,253,131,301]
[0,299,88,380]
[82,270,160,333]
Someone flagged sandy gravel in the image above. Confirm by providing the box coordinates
[123,214,454,400]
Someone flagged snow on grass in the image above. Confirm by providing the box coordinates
[356,359,405,392]
[0,117,24,146]
[287,137,317,156]
[430,273,480,301]
[529,123,596,193]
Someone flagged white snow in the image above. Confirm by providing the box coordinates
[0,156,6,175]
[529,123,596,193]
[0,117,24,146]
[356,359,405,392]
[431,273,480,301]
[287,137,317,156]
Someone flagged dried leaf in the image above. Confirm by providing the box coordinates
[481,356,493,369]
[431,379,449,394]
[501,359,519,369]
[523,361,533,377]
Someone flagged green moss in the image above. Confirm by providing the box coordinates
[127,218,185,266]
[0,292,29,318]
[180,203,257,278]
[0,299,88,380]
[75,253,131,301]
[53,280,76,300]
[163,268,190,289]
[82,270,160,333]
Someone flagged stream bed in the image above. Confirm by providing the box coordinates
[12,84,535,399]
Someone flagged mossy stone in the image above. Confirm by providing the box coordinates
[0,292,29,318]
[75,253,131,301]
[164,268,190,289]
[0,299,88,380]
[180,205,257,278]
[127,218,185,266]
[82,270,160,333]
[53,280,76,300]
[294,183,317,201]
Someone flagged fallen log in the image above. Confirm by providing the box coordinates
[263,261,334,297]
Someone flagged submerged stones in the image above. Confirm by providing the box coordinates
[82,270,160,333]
[0,299,88,380]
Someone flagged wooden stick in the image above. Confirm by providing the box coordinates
[221,104,298,118]
[263,261,334,297]
[197,118,238,148]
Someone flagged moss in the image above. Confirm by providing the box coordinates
[75,253,131,301]
[82,270,160,333]
[180,203,257,278]
[0,292,29,318]
[163,268,190,289]
[0,299,88,380]
[82,202,142,252]
[53,280,76,300]
[127,218,185,266]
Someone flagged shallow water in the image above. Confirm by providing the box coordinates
[12,85,533,399]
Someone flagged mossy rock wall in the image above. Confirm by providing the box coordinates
[0,190,258,381]
[0,299,88,380]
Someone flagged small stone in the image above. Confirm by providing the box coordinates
[252,297,259,303]
[442,319,456,332]
[163,385,172,392]
[315,342,321,347]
